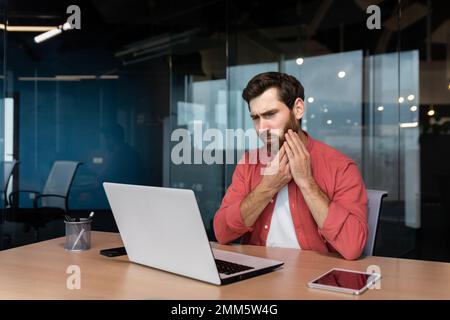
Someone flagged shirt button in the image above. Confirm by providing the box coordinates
[264,225,268,229]
[270,199,274,203]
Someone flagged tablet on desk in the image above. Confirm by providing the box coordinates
[307,268,381,295]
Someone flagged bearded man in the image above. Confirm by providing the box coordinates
[214,72,368,260]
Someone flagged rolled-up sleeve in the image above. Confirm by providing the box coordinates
[213,158,253,244]
[319,161,368,260]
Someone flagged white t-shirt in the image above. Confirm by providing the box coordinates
[266,185,301,249]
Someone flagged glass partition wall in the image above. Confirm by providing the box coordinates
[0,0,449,262]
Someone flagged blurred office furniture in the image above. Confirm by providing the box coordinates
[1,160,19,208]
[364,189,388,256]
[5,160,82,241]
[0,160,19,249]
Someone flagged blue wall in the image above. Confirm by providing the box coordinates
[9,44,168,209]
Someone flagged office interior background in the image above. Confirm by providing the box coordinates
[0,0,449,262]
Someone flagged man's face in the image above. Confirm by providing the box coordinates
[249,87,301,150]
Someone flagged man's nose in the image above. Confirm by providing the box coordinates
[259,118,271,132]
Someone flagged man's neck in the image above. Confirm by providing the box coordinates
[297,129,308,146]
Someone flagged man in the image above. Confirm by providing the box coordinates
[100,123,144,185]
[213,72,368,260]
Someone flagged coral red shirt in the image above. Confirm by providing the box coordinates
[213,132,368,260]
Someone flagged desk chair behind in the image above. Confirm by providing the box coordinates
[1,160,19,208]
[364,189,388,257]
[5,160,82,241]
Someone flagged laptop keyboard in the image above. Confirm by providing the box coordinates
[215,259,254,275]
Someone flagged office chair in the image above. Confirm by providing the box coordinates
[0,160,19,249]
[1,160,19,209]
[5,160,82,242]
[363,189,388,257]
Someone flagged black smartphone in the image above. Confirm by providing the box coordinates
[100,246,127,257]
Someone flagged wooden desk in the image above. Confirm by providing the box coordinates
[0,231,449,299]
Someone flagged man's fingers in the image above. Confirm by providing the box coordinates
[280,152,287,164]
[279,148,289,167]
[284,162,291,174]
[271,146,285,167]
[284,140,295,159]
[285,132,301,156]
[290,130,309,157]
[285,165,292,182]
[287,130,303,154]
[280,151,289,167]
[279,145,285,156]
[278,146,286,162]
[288,130,310,159]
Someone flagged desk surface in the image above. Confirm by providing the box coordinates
[0,231,449,299]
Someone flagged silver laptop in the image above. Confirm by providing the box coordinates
[103,182,284,285]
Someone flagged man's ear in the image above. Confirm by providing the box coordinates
[293,98,305,120]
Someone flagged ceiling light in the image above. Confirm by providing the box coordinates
[34,28,62,43]
[0,24,56,32]
[62,22,72,31]
[18,74,120,81]
[99,75,119,79]
[296,58,304,65]
[34,22,74,44]
[56,75,96,80]
[399,122,419,128]
[18,77,62,81]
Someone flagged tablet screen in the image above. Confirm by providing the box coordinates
[311,269,372,291]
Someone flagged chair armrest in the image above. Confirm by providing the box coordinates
[8,190,40,207]
[33,194,67,209]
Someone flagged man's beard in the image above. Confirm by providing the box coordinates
[262,112,300,152]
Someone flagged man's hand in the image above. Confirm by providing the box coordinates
[283,129,314,190]
[239,146,292,227]
[259,145,292,195]
[284,129,330,228]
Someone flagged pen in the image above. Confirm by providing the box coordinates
[71,228,85,250]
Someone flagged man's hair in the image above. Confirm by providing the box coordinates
[242,72,305,110]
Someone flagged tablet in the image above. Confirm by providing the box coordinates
[307,268,381,295]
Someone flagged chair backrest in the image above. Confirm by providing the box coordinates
[2,160,18,190]
[1,160,18,206]
[363,189,388,256]
[41,161,81,210]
